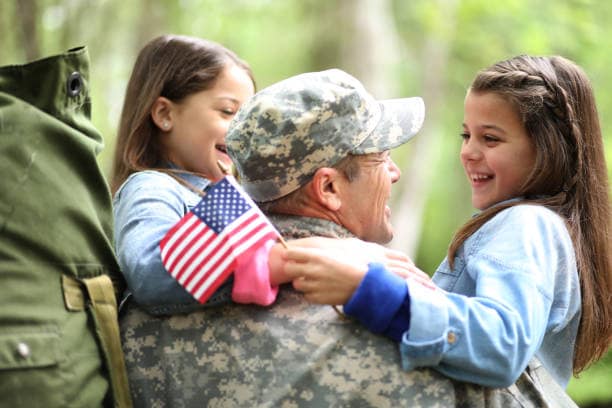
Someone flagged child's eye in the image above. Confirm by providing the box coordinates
[221,108,235,115]
[460,132,470,140]
[483,134,499,143]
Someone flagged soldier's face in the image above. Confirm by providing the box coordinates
[162,64,254,181]
[338,151,401,244]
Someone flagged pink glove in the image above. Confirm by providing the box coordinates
[231,238,279,305]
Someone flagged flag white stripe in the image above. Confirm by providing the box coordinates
[191,217,276,298]
[186,239,234,293]
[171,227,215,280]
[233,223,276,255]
[184,209,259,291]
[180,225,230,288]
[164,221,208,273]
[160,175,281,303]
[223,211,268,250]
[192,251,237,299]
[193,218,274,298]
[160,214,199,261]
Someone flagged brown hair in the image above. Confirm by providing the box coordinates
[448,55,611,373]
[110,34,254,194]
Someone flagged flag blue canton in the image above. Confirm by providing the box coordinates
[193,178,251,233]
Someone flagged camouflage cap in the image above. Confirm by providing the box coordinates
[226,69,425,202]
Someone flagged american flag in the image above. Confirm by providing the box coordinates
[159,175,280,303]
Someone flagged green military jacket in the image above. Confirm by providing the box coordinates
[0,47,130,407]
[121,214,575,407]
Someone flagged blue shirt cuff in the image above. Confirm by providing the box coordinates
[344,262,410,341]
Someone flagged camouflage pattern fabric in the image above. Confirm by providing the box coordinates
[226,69,425,202]
[120,214,576,407]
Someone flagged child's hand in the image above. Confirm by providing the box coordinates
[284,245,366,305]
[282,237,436,304]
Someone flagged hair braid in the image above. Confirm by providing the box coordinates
[451,55,612,373]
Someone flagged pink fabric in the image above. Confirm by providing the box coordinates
[231,238,279,305]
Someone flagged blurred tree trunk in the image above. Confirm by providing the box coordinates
[309,0,447,257]
[134,0,165,51]
[338,0,401,98]
[15,0,39,61]
[333,0,459,259]
[390,0,459,258]
[303,0,399,95]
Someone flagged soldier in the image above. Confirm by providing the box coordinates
[0,48,131,406]
[120,69,575,407]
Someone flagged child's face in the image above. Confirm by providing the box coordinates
[163,64,254,180]
[461,90,536,210]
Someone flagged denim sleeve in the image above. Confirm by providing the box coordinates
[400,206,573,388]
[113,172,232,315]
[344,262,411,342]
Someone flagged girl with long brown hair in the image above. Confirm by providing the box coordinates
[112,34,271,315]
[283,55,611,389]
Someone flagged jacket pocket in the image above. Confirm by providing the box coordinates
[0,325,62,369]
[0,325,68,407]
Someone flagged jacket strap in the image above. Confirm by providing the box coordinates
[62,274,133,408]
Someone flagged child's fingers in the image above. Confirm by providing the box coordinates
[283,256,313,279]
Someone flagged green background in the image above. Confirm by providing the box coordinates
[1,1,609,405]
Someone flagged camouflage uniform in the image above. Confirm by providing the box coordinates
[0,48,131,407]
[121,214,574,408]
[121,69,576,407]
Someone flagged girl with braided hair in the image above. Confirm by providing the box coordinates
[283,55,611,389]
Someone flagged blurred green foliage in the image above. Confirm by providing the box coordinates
[1,0,610,405]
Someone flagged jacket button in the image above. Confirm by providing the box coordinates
[16,342,31,358]
[447,331,456,344]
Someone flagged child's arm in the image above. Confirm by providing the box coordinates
[115,172,232,315]
[398,207,580,388]
[280,208,578,388]
[231,240,285,306]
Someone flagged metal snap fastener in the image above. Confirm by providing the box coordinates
[447,331,456,344]
[67,71,82,97]
[16,342,31,358]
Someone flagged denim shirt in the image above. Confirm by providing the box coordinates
[346,204,580,388]
[113,170,233,315]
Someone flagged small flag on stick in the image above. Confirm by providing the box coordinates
[160,175,280,303]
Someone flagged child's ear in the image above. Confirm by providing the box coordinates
[151,96,174,132]
[309,168,343,211]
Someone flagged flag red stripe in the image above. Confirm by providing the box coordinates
[189,247,236,298]
[185,212,269,296]
[159,175,281,304]
[162,217,207,272]
[194,264,235,303]
[182,235,234,290]
[190,224,278,300]
[231,221,277,254]
[160,212,198,260]
[172,227,216,282]
[183,214,251,291]
[180,227,233,289]
[159,212,194,250]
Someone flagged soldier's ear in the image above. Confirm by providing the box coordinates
[310,168,343,211]
[151,97,174,132]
